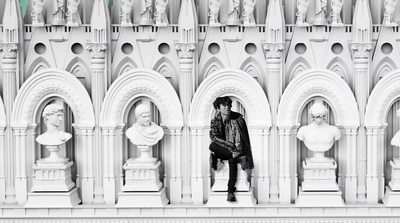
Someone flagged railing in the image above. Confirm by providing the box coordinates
[19,23,399,35]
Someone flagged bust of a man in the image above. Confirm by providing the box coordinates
[36,104,72,146]
[126,104,164,146]
[297,103,341,162]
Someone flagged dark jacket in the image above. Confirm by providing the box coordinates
[209,111,254,169]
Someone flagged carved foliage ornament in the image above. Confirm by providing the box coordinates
[175,43,196,59]
[262,43,284,59]
[0,43,18,59]
[351,43,373,58]
[86,43,107,59]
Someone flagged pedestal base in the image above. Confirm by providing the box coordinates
[122,160,163,191]
[296,187,344,207]
[115,188,168,207]
[32,161,75,192]
[206,188,256,207]
[388,160,400,191]
[302,158,339,191]
[383,186,400,206]
[25,187,81,208]
[212,162,249,192]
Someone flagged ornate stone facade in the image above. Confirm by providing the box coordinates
[1,0,400,221]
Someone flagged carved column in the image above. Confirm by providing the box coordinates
[190,127,203,204]
[0,126,5,203]
[366,127,381,203]
[0,43,18,204]
[255,128,270,204]
[263,42,284,203]
[345,127,358,203]
[13,127,27,204]
[168,128,183,204]
[86,43,107,204]
[175,42,196,204]
[351,42,372,203]
[77,126,95,204]
[101,126,116,205]
[278,126,293,204]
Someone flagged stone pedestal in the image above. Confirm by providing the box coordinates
[123,160,163,191]
[296,187,344,207]
[388,160,400,191]
[31,145,75,192]
[296,157,344,207]
[207,188,256,207]
[302,158,339,191]
[212,162,250,192]
[116,188,169,207]
[207,162,255,207]
[25,187,81,208]
[383,186,400,206]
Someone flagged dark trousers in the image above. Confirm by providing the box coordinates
[209,142,238,193]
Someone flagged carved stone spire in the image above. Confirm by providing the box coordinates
[352,0,372,44]
[91,0,109,43]
[177,0,197,43]
[3,0,21,43]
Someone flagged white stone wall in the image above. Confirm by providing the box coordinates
[1,0,400,221]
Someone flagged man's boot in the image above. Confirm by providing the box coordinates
[227,192,236,202]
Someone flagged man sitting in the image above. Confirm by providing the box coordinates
[209,96,254,202]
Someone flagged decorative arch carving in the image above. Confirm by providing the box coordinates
[65,57,91,92]
[373,58,397,84]
[100,68,183,128]
[189,68,271,128]
[200,57,224,81]
[26,57,51,78]
[113,57,138,81]
[287,57,311,82]
[366,69,400,126]
[326,57,351,82]
[12,68,95,126]
[277,68,359,127]
[153,57,178,89]
[239,57,263,84]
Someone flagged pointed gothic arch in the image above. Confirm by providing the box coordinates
[188,68,272,204]
[11,68,95,204]
[100,68,183,205]
[277,68,359,204]
[200,57,224,82]
[287,57,312,82]
[326,57,351,83]
[373,58,397,84]
[26,57,51,78]
[65,57,91,92]
[112,57,138,81]
[239,57,263,84]
[153,57,179,90]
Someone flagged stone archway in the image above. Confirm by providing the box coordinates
[365,69,400,204]
[277,68,360,204]
[11,68,95,204]
[100,68,183,205]
[188,68,272,204]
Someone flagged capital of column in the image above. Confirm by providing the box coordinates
[0,43,18,60]
[175,43,196,59]
[351,43,373,59]
[86,43,107,59]
[262,42,284,59]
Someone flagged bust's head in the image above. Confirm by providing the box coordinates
[42,104,64,128]
[135,104,151,126]
[309,103,328,125]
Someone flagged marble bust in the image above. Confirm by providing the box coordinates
[36,104,72,146]
[297,103,341,162]
[126,104,164,146]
